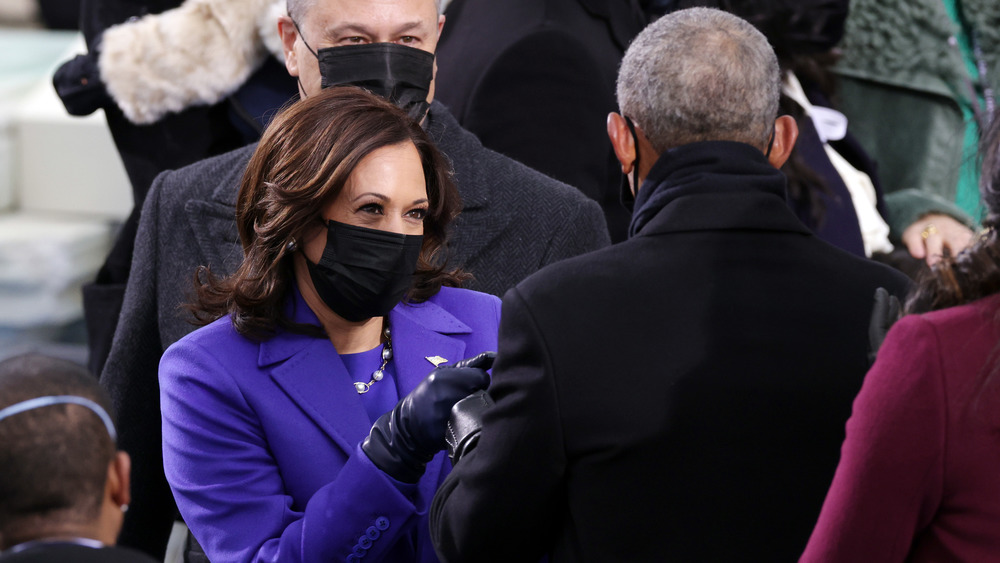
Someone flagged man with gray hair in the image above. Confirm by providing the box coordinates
[430,8,910,561]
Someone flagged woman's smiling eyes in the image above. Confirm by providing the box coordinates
[356,202,427,221]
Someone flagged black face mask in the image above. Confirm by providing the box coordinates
[295,23,434,121]
[620,116,641,213]
[306,220,424,322]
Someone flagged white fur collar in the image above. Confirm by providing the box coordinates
[99,0,286,124]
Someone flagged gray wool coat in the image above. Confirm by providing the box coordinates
[100,101,610,557]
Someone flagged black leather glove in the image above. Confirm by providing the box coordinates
[446,389,494,465]
[53,53,113,117]
[868,287,901,364]
[362,352,495,483]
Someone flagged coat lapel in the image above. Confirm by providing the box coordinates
[184,145,255,275]
[264,287,474,463]
[184,199,243,275]
[268,337,373,455]
[390,298,472,504]
[264,291,372,455]
[426,103,512,268]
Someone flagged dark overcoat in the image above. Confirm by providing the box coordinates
[431,141,912,562]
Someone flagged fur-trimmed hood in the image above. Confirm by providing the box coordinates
[837,0,999,100]
[99,0,286,124]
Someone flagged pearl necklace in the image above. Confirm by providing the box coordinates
[354,322,392,394]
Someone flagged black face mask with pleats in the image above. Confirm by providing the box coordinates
[295,23,435,121]
[306,220,423,322]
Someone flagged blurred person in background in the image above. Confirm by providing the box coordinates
[669,0,977,273]
[832,0,995,254]
[434,0,647,241]
[53,0,297,379]
[0,354,155,563]
[801,104,1000,563]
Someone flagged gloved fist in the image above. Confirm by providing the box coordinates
[446,389,495,465]
[362,352,495,483]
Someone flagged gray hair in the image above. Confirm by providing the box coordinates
[287,0,443,23]
[616,7,780,153]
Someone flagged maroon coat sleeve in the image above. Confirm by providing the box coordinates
[800,315,947,562]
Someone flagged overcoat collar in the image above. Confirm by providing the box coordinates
[262,286,470,491]
[629,140,812,239]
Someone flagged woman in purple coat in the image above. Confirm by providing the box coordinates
[158,87,500,563]
[801,115,1000,560]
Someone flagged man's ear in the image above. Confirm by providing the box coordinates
[438,14,446,37]
[108,451,131,508]
[607,112,636,175]
[767,115,798,169]
[278,15,300,78]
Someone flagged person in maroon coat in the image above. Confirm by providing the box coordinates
[801,111,1000,562]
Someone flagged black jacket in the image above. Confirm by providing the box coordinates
[431,141,911,562]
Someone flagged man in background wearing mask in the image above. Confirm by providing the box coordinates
[99,0,610,558]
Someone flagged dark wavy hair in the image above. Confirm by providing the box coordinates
[187,86,465,338]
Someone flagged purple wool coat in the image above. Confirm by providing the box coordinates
[159,285,500,563]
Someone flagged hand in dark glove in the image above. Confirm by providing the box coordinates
[53,53,113,116]
[362,352,495,483]
[868,287,901,364]
[446,389,495,465]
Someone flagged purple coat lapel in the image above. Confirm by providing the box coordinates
[262,286,472,478]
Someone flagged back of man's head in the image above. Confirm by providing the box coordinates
[617,7,780,153]
[0,354,117,548]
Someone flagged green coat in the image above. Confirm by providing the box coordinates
[834,0,998,235]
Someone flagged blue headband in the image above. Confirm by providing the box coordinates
[0,395,117,442]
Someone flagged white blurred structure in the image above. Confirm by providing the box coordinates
[0,213,111,327]
[0,28,130,352]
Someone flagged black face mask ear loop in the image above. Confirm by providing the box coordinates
[291,19,321,98]
[291,19,320,59]
[764,122,776,159]
[621,115,641,211]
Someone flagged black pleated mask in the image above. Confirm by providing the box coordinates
[309,42,434,121]
[306,220,424,322]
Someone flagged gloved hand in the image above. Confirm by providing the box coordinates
[446,389,495,465]
[53,53,113,116]
[868,287,901,365]
[362,352,495,483]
